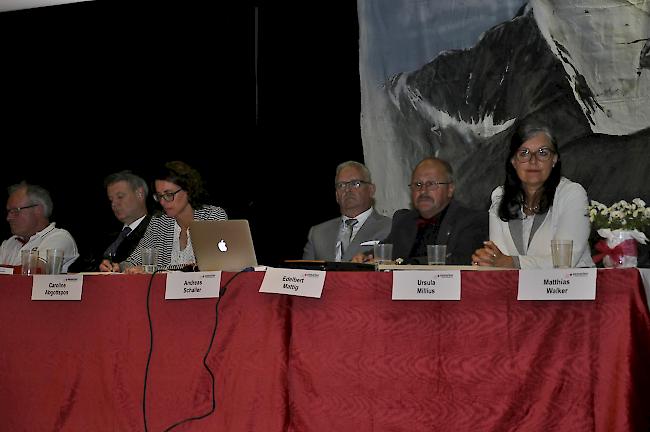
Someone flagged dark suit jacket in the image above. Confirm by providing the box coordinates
[112,214,152,263]
[67,215,152,272]
[303,209,392,261]
[383,201,487,265]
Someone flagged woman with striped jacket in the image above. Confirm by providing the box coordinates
[116,161,226,272]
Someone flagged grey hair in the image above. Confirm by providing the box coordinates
[519,124,558,150]
[8,181,53,218]
[335,161,372,183]
[103,170,149,197]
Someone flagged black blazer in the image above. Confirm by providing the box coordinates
[67,215,152,272]
[382,201,487,265]
[112,214,152,263]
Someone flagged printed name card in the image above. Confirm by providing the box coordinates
[165,271,222,299]
[32,275,83,301]
[260,267,326,298]
[517,268,597,300]
[392,270,461,300]
[0,267,14,275]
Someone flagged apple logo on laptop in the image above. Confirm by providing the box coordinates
[217,239,228,252]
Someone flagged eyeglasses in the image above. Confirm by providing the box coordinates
[6,204,38,216]
[408,181,452,191]
[514,147,555,162]
[335,180,370,190]
[153,188,183,202]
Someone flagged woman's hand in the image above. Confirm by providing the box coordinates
[99,259,120,272]
[472,241,515,268]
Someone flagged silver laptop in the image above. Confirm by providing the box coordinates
[190,220,258,272]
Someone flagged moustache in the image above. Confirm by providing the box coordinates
[416,196,434,204]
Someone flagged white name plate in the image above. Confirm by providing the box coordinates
[32,274,83,301]
[165,271,221,299]
[392,270,461,300]
[518,268,597,300]
[0,267,14,275]
[260,267,325,298]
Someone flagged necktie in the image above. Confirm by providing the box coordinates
[340,218,358,257]
[104,226,132,258]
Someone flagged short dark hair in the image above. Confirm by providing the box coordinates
[104,170,149,197]
[498,122,562,221]
[153,161,209,208]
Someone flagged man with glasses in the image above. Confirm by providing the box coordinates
[0,182,79,271]
[355,157,487,264]
[302,161,392,261]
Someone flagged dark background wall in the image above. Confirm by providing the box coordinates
[0,1,363,267]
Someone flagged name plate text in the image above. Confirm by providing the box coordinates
[32,275,83,301]
[392,270,461,300]
[518,268,597,300]
[260,267,325,298]
[165,271,221,299]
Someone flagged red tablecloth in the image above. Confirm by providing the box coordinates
[0,269,648,431]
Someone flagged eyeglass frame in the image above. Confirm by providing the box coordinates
[335,179,371,190]
[513,147,556,163]
[6,204,38,216]
[408,181,452,192]
[153,188,183,202]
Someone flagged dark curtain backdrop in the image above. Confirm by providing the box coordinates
[0,1,362,267]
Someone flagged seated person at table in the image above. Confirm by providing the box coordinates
[354,157,487,265]
[0,182,79,272]
[101,161,227,272]
[97,171,151,271]
[472,123,594,268]
[303,161,392,261]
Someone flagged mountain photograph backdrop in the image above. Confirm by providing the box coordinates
[359,0,650,215]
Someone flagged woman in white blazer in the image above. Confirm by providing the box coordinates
[472,123,594,268]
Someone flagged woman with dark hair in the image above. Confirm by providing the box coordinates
[108,161,227,272]
[472,123,593,268]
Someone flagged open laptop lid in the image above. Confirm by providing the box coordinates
[190,220,257,272]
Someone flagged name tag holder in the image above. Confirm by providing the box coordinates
[32,275,83,301]
[260,267,326,298]
[392,270,461,300]
[517,269,597,300]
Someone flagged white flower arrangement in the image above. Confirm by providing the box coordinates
[588,198,650,233]
[589,198,648,267]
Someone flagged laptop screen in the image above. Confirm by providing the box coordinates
[190,220,258,272]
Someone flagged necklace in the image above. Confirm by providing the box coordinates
[523,202,539,213]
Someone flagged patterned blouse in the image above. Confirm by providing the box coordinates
[125,205,227,269]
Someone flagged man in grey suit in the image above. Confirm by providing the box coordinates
[302,161,392,261]
[353,157,487,265]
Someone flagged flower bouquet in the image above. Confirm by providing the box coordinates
[588,198,649,267]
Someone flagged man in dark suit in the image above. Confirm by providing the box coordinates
[355,157,487,265]
[96,171,152,272]
[302,161,392,261]
[69,171,151,272]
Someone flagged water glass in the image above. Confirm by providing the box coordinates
[551,240,573,268]
[142,248,158,273]
[46,249,64,275]
[21,249,40,275]
[427,244,447,265]
[373,243,393,265]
